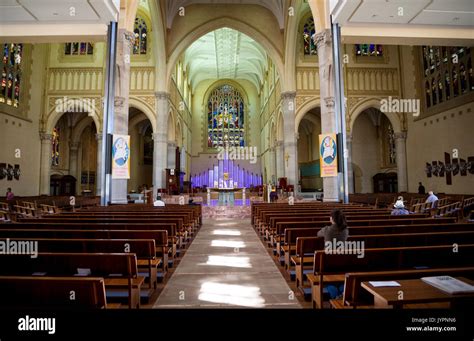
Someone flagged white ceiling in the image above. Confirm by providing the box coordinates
[0,0,119,24]
[184,27,268,91]
[332,0,474,27]
[166,0,285,29]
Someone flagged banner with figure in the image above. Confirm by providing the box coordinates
[112,134,130,179]
[319,133,338,177]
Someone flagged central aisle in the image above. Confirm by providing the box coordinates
[154,216,301,308]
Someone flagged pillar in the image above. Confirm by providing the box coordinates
[39,133,53,195]
[275,140,284,180]
[167,141,176,169]
[346,133,354,194]
[315,29,339,202]
[281,91,298,188]
[95,133,103,196]
[395,131,408,192]
[69,142,80,180]
[110,29,134,204]
[153,91,170,196]
[269,145,276,183]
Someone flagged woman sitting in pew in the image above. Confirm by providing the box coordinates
[391,198,411,215]
[317,209,348,300]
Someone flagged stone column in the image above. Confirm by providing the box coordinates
[153,91,170,196]
[95,133,103,196]
[275,140,284,180]
[395,131,408,192]
[167,141,177,169]
[281,91,298,188]
[346,133,354,194]
[39,133,53,195]
[110,29,134,204]
[69,142,80,179]
[315,29,339,202]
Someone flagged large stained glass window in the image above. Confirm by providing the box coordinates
[1,43,22,107]
[133,16,147,55]
[422,46,473,109]
[303,17,317,55]
[52,127,60,166]
[64,42,93,56]
[355,44,383,57]
[207,85,245,148]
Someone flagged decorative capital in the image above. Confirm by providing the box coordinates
[69,142,80,150]
[155,91,171,100]
[152,132,167,143]
[39,133,53,142]
[275,140,284,147]
[313,30,331,49]
[120,29,135,50]
[394,131,407,140]
[324,96,335,108]
[281,91,296,101]
[114,96,125,109]
[95,133,103,141]
[168,141,177,148]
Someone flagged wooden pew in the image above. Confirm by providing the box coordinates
[0,276,108,309]
[0,252,143,309]
[333,267,474,309]
[9,238,159,291]
[307,244,474,308]
[0,229,170,281]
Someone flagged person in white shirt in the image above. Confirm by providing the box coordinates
[153,195,165,207]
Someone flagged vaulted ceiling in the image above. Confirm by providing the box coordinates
[166,0,286,29]
[184,27,268,91]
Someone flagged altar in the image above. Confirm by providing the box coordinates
[207,187,246,206]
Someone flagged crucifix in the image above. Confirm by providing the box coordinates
[285,152,290,167]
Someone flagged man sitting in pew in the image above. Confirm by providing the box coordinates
[391,198,410,215]
[317,209,349,299]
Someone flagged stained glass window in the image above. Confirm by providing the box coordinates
[355,44,383,57]
[386,121,396,165]
[207,85,245,148]
[422,46,473,109]
[52,127,60,166]
[1,43,22,107]
[303,17,317,55]
[64,42,93,56]
[133,17,147,55]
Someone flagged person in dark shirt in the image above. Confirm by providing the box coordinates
[418,182,426,194]
[317,209,348,300]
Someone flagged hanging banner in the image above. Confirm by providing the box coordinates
[111,134,130,179]
[319,133,338,177]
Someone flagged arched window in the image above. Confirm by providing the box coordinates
[133,16,147,55]
[303,17,317,55]
[52,127,60,166]
[421,45,473,111]
[207,84,245,148]
[64,42,93,55]
[387,123,396,165]
[1,43,22,107]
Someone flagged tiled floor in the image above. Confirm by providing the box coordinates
[154,217,301,308]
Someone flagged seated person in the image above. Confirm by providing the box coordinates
[317,209,348,299]
[391,198,410,215]
[425,191,439,207]
[153,195,165,207]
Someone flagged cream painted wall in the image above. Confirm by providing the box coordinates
[0,44,46,196]
[352,113,381,193]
